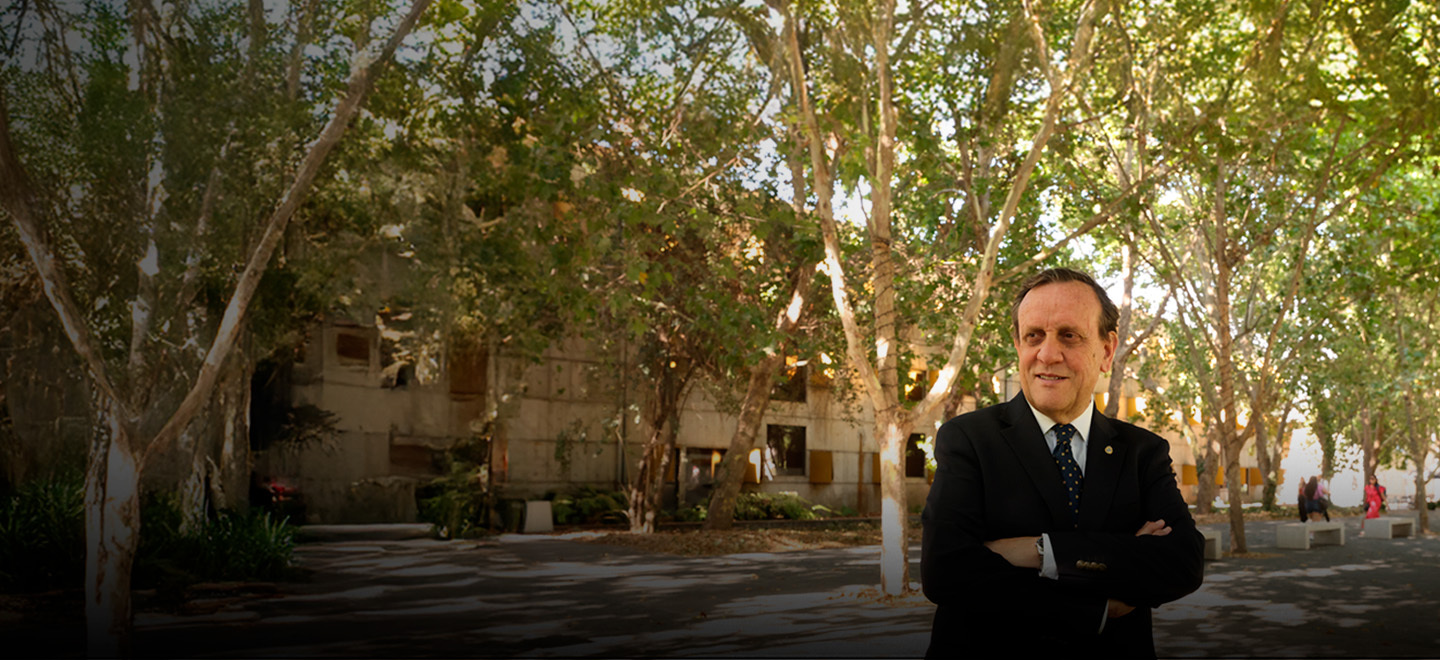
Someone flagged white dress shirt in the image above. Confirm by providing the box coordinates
[1027,404,1108,632]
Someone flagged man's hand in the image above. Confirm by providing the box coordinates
[983,536,1042,569]
[1098,520,1167,619]
[1135,519,1171,537]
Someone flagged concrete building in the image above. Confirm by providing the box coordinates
[259,318,1268,524]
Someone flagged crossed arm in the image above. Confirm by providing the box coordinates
[983,519,1173,618]
[920,422,1205,627]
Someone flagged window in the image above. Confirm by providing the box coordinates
[335,332,369,366]
[906,433,928,478]
[683,448,725,485]
[766,424,806,477]
[906,369,938,402]
[771,363,807,402]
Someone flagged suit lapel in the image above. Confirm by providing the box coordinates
[1079,410,1126,530]
[1001,394,1073,528]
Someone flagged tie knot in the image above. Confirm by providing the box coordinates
[1054,424,1077,444]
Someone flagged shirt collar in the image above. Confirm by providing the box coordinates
[1027,402,1095,444]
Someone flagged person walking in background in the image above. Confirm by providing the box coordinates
[1360,475,1385,537]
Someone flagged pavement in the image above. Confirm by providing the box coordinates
[66,514,1440,658]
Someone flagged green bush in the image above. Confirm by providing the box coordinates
[1,474,296,593]
[417,469,488,539]
[671,504,707,523]
[551,487,628,525]
[0,471,85,591]
[416,434,492,539]
[733,491,820,521]
[136,493,297,587]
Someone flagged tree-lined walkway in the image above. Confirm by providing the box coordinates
[9,516,1438,658]
[1158,517,1440,658]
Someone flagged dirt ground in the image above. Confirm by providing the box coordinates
[579,505,1344,557]
[577,522,921,556]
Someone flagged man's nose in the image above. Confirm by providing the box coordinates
[1036,336,1064,363]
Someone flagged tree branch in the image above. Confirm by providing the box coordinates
[0,87,129,421]
[142,0,434,465]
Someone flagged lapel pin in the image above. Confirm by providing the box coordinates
[1104,445,1113,455]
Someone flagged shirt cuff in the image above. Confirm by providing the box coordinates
[1039,533,1058,580]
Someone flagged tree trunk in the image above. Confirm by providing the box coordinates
[1254,415,1273,511]
[214,352,253,511]
[1212,177,1249,553]
[1259,411,1290,511]
[628,423,676,534]
[1414,440,1431,535]
[876,411,914,594]
[704,352,785,530]
[1105,241,1135,418]
[1195,423,1220,514]
[628,359,690,534]
[84,407,142,657]
[1358,410,1378,490]
[1221,438,1247,553]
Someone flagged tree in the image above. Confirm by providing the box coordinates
[1137,0,1434,552]
[774,0,1177,594]
[554,0,826,533]
[0,0,431,651]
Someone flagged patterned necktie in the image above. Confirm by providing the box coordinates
[1053,424,1083,526]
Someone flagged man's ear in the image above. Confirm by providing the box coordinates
[1101,331,1119,373]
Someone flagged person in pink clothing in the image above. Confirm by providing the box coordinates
[1360,474,1386,537]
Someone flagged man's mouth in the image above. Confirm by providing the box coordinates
[1037,374,1067,382]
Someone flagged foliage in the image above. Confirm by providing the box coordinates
[671,504,708,523]
[733,491,821,521]
[0,471,85,591]
[253,403,341,453]
[135,493,297,586]
[550,487,630,525]
[0,473,296,593]
[416,433,492,539]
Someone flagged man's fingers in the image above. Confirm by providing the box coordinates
[1135,519,1171,536]
[1106,598,1136,618]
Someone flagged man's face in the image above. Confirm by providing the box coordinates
[1013,280,1118,424]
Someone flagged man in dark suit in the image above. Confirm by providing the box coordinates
[921,268,1204,658]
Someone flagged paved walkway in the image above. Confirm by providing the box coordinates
[123,514,1440,658]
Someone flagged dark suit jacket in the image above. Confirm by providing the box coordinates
[921,393,1204,659]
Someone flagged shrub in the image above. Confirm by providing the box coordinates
[0,471,85,591]
[733,491,820,521]
[1,475,296,594]
[136,493,297,587]
[671,504,707,523]
[551,487,629,525]
[416,434,492,539]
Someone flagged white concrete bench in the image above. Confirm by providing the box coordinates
[1368,517,1414,539]
[1200,528,1222,560]
[1277,521,1344,549]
